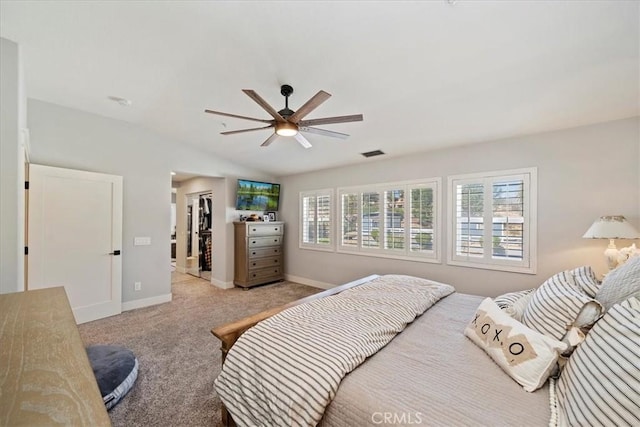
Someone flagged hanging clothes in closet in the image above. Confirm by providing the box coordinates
[199,195,213,272]
[199,195,212,231]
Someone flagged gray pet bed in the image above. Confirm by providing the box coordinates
[86,345,139,410]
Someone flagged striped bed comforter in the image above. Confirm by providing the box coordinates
[214,275,455,427]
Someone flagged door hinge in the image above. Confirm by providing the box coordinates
[24,246,28,255]
[24,181,29,190]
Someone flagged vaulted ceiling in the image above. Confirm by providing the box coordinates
[1,1,638,176]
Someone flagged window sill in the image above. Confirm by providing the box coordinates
[337,248,441,264]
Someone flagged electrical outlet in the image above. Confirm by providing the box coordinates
[134,281,141,291]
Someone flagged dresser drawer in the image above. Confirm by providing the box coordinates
[247,224,283,236]
[248,256,282,270]
[248,266,282,281]
[248,246,281,259]
[248,235,282,248]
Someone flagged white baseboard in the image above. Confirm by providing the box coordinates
[212,278,234,289]
[175,266,187,274]
[285,274,336,290]
[122,293,172,311]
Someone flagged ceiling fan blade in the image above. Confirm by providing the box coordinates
[204,109,272,124]
[294,133,312,149]
[242,90,286,123]
[299,126,349,139]
[221,125,274,136]
[298,114,364,127]
[288,90,331,124]
[261,133,279,147]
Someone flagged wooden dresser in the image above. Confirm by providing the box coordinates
[233,221,284,289]
[0,287,111,426]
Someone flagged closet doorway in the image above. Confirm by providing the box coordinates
[186,192,212,280]
[172,173,226,288]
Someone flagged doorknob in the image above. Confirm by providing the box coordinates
[109,250,121,256]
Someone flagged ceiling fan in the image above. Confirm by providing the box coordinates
[204,85,363,148]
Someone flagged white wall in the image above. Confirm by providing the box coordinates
[279,117,640,296]
[27,99,270,304]
[0,38,25,294]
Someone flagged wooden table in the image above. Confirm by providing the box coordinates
[0,287,111,426]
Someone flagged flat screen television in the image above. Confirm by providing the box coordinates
[235,179,280,211]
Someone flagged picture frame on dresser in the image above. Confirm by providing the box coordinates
[267,211,276,222]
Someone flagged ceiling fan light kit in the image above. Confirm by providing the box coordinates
[205,84,363,148]
[275,122,298,137]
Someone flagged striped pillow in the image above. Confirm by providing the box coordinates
[493,289,535,310]
[505,291,534,322]
[522,271,602,341]
[556,297,640,426]
[570,266,600,298]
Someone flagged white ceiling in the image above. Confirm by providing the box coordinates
[1,1,638,177]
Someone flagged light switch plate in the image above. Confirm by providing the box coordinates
[134,237,151,246]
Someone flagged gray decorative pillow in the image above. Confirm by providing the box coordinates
[522,271,602,341]
[570,265,600,298]
[596,256,640,311]
[556,297,640,426]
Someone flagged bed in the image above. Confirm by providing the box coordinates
[211,267,640,427]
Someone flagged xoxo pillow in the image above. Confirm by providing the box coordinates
[465,298,568,392]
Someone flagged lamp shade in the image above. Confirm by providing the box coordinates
[582,215,640,239]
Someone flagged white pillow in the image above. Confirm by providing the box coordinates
[596,256,640,311]
[556,297,640,426]
[465,298,568,392]
[522,270,602,341]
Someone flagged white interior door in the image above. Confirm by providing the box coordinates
[28,164,123,324]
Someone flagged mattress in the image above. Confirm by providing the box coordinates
[319,292,551,427]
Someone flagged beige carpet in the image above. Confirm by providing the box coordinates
[79,272,319,427]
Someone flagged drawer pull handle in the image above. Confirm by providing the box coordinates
[252,252,256,255]
[274,239,278,242]
[252,263,256,266]
[274,260,278,263]
[252,241,256,244]
[274,228,279,231]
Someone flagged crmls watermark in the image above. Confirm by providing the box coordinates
[371,412,424,425]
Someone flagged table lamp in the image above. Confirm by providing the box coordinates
[583,215,640,270]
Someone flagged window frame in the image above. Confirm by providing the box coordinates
[337,178,441,263]
[299,188,334,252]
[447,167,537,274]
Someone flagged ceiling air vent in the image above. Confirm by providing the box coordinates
[361,150,385,158]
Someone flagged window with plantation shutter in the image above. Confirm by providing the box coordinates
[341,193,358,248]
[448,168,537,274]
[409,185,435,254]
[337,178,441,262]
[300,189,332,250]
[362,192,381,248]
